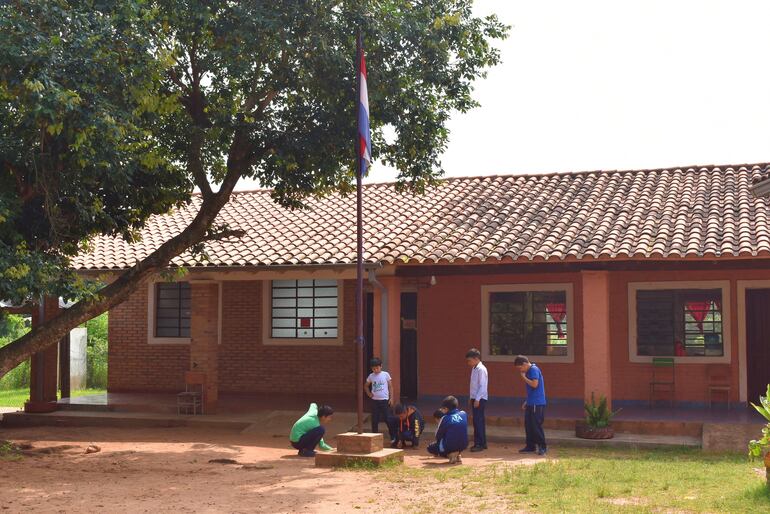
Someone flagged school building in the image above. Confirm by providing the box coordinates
[54,163,770,413]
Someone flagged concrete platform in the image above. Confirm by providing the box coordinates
[420,424,701,449]
[315,448,404,467]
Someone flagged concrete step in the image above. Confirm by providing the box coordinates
[315,448,404,467]
[418,425,701,449]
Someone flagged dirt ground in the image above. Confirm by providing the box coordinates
[0,425,542,513]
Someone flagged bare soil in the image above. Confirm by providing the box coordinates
[0,426,541,513]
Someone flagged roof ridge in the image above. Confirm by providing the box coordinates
[223,161,770,196]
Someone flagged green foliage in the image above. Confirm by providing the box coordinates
[583,393,620,428]
[0,1,507,307]
[748,384,770,460]
[85,313,108,389]
[0,314,31,389]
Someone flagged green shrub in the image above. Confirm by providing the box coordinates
[0,314,31,390]
[85,313,108,389]
[748,384,770,460]
[584,393,621,428]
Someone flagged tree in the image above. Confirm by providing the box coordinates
[0,0,507,377]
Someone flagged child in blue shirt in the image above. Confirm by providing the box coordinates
[514,355,547,455]
[427,396,468,464]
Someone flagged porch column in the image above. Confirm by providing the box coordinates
[581,271,613,406]
[379,276,401,401]
[25,296,60,413]
[189,282,220,413]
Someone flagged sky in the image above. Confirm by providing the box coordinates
[235,0,770,190]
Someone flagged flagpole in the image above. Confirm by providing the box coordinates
[355,32,365,435]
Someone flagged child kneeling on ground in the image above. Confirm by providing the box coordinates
[289,403,335,457]
[427,396,468,464]
[389,403,425,449]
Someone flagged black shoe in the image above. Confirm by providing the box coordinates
[390,440,400,449]
[537,447,548,456]
[518,447,536,453]
[470,446,485,452]
[298,448,316,457]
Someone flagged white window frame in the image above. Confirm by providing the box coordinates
[628,280,731,364]
[147,280,191,345]
[481,283,575,364]
[262,279,345,346]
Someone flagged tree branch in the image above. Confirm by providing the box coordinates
[202,228,245,242]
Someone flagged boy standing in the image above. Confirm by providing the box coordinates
[514,355,547,455]
[466,348,488,452]
[427,396,468,464]
[289,403,335,457]
[388,403,425,449]
[365,357,394,435]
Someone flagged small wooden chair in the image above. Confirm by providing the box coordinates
[649,357,675,407]
[706,364,731,409]
[177,371,206,415]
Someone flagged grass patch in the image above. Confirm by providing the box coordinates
[336,457,403,471]
[0,388,106,409]
[378,446,770,513]
[0,440,22,461]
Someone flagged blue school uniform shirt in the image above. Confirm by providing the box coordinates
[435,408,468,453]
[525,364,546,406]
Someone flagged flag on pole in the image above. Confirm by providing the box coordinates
[357,34,372,177]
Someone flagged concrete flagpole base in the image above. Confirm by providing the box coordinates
[315,432,404,467]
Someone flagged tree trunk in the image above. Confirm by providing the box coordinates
[0,185,235,378]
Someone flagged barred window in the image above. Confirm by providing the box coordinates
[271,280,338,339]
[636,289,723,357]
[155,282,191,337]
[489,290,568,356]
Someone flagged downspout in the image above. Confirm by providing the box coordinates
[367,269,389,369]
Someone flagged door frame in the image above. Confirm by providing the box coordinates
[399,290,418,400]
[736,280,770,403]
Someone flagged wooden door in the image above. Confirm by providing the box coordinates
[746,289,770,403]
[400,292,418,400]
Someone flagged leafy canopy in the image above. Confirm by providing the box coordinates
[0,0,508,305]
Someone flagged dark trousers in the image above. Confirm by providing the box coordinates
[524,405,546,450]
[427,441,446,457]
[427,440,464,457]
[387,418,419,447]
[291,425,325,452]
[371,399,391,435]
[471,398,487,448]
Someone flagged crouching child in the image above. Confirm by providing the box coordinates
[427,396,468,464]
[289,403,334,457]
[389,403,425,449]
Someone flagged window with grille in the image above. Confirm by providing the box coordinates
[271,280,338,339]
[488,290,568,356]
[155,282,191,337]
[636,289,723,357]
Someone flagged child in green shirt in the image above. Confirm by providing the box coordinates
[290,403,335,457]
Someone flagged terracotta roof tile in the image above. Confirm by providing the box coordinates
[72,163,770,270]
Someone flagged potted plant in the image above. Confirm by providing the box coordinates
[748,384,770,486]
[576,393,621,439]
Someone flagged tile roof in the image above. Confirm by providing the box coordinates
[72,163,770,270]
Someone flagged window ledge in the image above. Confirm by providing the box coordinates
[263,338,344,347]
[148,336,191,345]
[630,355,730,364]
[484,354,574,364]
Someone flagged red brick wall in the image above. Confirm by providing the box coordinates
[108,285,189,392]
[416,272,585,401]
[217,280,356,394]
[108,279,356,395]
